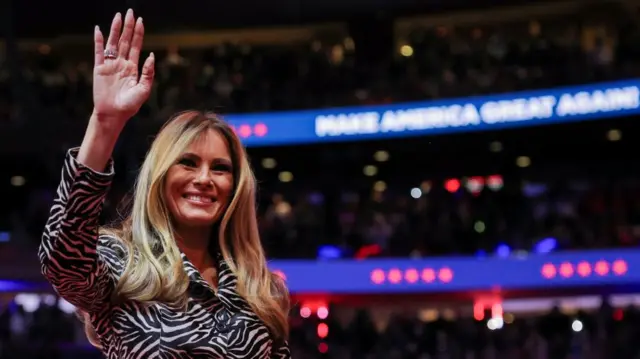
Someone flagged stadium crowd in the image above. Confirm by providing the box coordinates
[0,294,639,359]
[6,149,640,260]
[1,4,639,124]
[2,9,640,260]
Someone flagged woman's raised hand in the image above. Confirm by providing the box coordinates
[92,9,154,127]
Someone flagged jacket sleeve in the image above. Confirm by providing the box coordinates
[272,340,291,359]
[38,148,124,313]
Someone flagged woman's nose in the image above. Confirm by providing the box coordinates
[194,167,213,186]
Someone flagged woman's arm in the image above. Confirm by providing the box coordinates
[38,9,154,313]
[38,143,120,312]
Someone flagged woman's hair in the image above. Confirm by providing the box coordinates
[87,111,289,346]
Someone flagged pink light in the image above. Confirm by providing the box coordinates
[577,261,591,277]
[595,261,610,276]
[317,306,329,320]
[388,269,402,284]
[254,123,268,137]
[421,268,436,283]
[613,259,628,275]
[438,267,453,283]
[491,303,503,319]
[541,263,556,279]
[273,270,287,281]
[559,262,574,278]
[369,268,456,285]
[404,269,419,283]
[371,269,385,284]
[238,124,252,138]
[542,260,629,279]
[300,307,311,318]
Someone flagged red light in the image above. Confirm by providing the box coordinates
[473,302,484,321]
[491,303,503,319]
[541,263,556,279]
[438,267,453,283]
[421,268,436,283]
[614,308,624,321]
[370,269,385,284]
[355,244,382,259]
[254,123,268,137]
[404,269,419,283]
[613,260,628,275]
[445,179,461,193]
[595,261,610,276]
[317,323,329,338]
[577,261,591,277]
[388,269,402,284]
[318,342,328,353]
[559,262,574,278]
[238,124,252,138]
[486,175,504,191]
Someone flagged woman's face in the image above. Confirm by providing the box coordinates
[164,129,235,230]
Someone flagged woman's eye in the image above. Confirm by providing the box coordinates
[212,164,232,172]
[178,158,197,167]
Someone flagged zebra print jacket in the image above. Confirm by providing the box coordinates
[38,148,291,359]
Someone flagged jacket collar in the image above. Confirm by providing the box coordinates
[181,251,248,310]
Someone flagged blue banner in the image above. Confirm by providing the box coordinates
[4,249,639,295]
[268,249,638,294]
[224,79,640,147]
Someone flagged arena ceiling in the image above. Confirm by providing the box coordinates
[8,0,548,38]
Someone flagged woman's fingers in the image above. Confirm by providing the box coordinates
[138,53,155,91]
[118,9,136,60]
[105,12,123,55]
[94,26,105,66]
[128,18,145,66]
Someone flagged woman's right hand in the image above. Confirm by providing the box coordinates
[92,9,155,128]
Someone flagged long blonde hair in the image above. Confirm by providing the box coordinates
[88,111,289,345]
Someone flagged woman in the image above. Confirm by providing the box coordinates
[38,9,291,359]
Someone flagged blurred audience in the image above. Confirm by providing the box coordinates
[0,294,638,359]
[2,8,640,124]
[5,172,640,260]
[3,10,640,259]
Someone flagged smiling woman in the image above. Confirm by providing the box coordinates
[38,9,290,359]
[166,126,234,228]
[158,113,236,240]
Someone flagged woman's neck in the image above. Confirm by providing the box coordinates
[175,226,214,271]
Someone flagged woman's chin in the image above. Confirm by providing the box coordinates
[174,206,224,229]
[178,214,219,228]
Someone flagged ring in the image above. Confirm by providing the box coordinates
[104,48,118,59]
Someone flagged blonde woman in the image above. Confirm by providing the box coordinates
[38,9,290,359]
